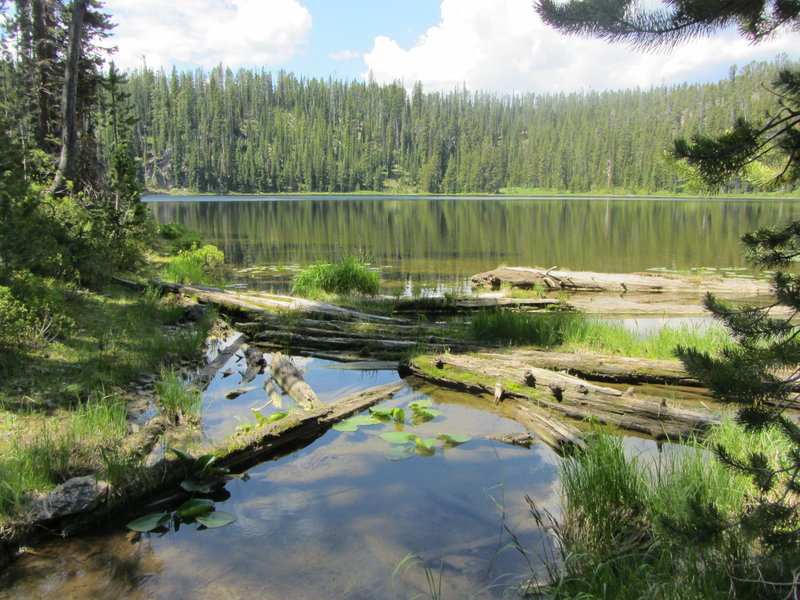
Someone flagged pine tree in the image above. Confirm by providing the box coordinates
[536,0,800,569]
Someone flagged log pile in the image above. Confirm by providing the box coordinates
[408,353,719,447]
[471,266,772,295]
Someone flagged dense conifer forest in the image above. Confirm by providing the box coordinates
[122,57,796,195]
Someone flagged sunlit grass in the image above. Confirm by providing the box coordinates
[541,424,797,599]
[292,257,379,298]
[465,309,731,359]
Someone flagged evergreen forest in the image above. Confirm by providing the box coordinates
[123,57,797,195]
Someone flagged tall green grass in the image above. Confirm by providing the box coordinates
[0,394,130,518]
[292,257,379,298]
[154,368,202,422]
[537,425,797,599]
[466,309,731,359]
[160,244,225,286]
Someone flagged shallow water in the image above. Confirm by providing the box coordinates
[0,357,568,599]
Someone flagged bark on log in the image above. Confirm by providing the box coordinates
[471,266,771,295]
[270,352,323,410]
[478,348,699,387]
[409,354,718,442]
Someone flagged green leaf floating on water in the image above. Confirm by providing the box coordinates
[333,414,382,431]
[196,511,237,528]
[176,498,214,519]
[385,445,416,461]
[127,512,170,532]
[180,479,212,493]
[381,431,417,444]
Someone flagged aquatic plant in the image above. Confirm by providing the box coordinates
[235,410,288,435]
[127,448,236,533]
[292,256,379,297]
[161,244,225,286]
[380,432,471,461]
[154,369,202,423]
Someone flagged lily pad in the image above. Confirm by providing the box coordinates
[438,433,472,445]
[127,512,170,532]
[381,431,417,444]
[176,498,214,519]
[385,445,416,461]
[195,511,237,528]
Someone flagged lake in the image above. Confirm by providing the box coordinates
[146,195,799,293]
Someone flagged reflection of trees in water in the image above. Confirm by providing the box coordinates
[148,198,799,283]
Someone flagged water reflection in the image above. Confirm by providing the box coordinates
[0,375,561,599]
[147,195,799,293]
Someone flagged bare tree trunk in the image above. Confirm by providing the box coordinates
[49,0,86,196]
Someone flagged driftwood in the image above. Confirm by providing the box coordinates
[471,266,772,295]
[477,349,699,387]
[409,354,718,443]
[484,432,539,448]
[393,297,566,314]
[270,352,323,410]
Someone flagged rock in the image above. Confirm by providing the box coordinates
[31,476,110,521]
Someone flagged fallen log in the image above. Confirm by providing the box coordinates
[393,297,567,314]
[404,365,585,452]
[270,352,323,410]
[477,348,699,387]
[409,354,718,442]
[471,266,772,295]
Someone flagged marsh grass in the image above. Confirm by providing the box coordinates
[0,393,130,519]
[292,257,379,297]
[537,426,798,599]
[154,368,202,422]
[466,309,731,359]
[160,244,225,286]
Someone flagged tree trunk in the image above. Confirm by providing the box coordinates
[49,0,86,196]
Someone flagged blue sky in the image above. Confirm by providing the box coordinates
[103,0,800,94]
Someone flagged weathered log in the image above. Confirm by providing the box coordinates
[405,363,585,452]
[409,354,718,441]
[252,329,420,354]
[270,352,323,410]
[478,348,700,387]
[218,381,406,467]
[484,432,538,448]
[128,278,410,323]
[471,266,772,295]
[393,297,566,313]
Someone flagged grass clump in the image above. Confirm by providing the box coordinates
[292,256,379,298]
[535,426,797,599]
[465,309,731,359]
[160,244,225,286]
[154,368,202,423]
[0,393,131,519]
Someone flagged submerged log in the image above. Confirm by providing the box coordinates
[270,352,323,410]
[471,266,771,295]
[409,354,718,442]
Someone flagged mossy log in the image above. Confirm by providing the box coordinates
[471,266,771,295]
[477,349,699,387]
[408,354,718,442]
[269,352,323,410]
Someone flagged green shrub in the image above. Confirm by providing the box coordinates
[158,222,204,252]
[292,257,380,297]
[161,244,224,286]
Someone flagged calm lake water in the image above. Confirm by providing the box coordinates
[146,195,799,293]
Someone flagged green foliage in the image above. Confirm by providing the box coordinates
[158,222,205,252]
[154,369,202,423]
[122,59,797,195]
[128,449,236,533]
[292,257,379,297]
[541,429,799,599]
[466,309,731,358]
[161,244,225,286]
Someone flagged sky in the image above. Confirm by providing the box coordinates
[103,0,800,94]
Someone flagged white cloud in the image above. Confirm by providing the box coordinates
[362,0,800,93]
[104,0,312,71]
[330,49,362,61]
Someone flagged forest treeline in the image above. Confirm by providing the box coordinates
[124,57,796,195]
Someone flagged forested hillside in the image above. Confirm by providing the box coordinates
[125,57,795,195]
